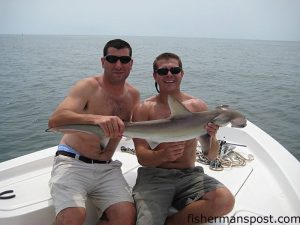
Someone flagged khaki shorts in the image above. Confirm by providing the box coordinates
[49,155,133,216]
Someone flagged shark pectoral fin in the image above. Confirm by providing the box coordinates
[101,138,118,152]
[168,95,192,117]
[147,140,160,149]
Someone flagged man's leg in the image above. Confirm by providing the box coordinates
[97,202,136,225]
[50,156,91,225]
[54,207,86,225]
[165,187,235,225]
[133,167,176,225]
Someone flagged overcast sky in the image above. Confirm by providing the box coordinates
[0,0,299,41]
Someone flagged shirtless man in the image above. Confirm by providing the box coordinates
[132,52,234,225]
[48,39,139,225]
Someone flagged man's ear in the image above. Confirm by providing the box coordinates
[100,57,105,68]
[153,72,158,80]
[153,73,160,93]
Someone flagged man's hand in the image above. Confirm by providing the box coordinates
[96,116,124,138]
[205,122,219,137]
[158,141,185,162]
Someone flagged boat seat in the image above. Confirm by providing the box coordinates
[0,166,55,225]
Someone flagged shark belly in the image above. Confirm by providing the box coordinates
[124,117,207,145]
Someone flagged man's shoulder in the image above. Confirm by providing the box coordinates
[141,96,158,108]
[67,76,100,97]
[75,76,100,89]
[126,82,140,97]
[137,97,155,109]
[181,93,208,112]
[132,96,156,118]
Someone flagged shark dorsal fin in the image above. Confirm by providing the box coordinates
[168,95,192,117]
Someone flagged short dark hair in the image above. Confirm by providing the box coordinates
[103,39,132,57]
[153,52,183,72]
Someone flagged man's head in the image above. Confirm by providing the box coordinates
[101,39,133,84]
[103,39,132,57]
[153,53,184,93]
[153,52,182,72]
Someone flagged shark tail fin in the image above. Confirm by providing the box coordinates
[216,105,230,110]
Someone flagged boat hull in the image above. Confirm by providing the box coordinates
[0,121,299,224]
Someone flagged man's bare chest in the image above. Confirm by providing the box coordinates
[87,96,132,121]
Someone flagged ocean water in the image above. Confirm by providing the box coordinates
[0,34,299,162]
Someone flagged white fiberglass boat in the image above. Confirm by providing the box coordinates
[0,121,299,225]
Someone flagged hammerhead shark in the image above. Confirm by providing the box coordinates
[46,95,247,150]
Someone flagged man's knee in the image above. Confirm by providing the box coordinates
[105,202,136,225]
[55,207,86,225]
[210,188,235,215]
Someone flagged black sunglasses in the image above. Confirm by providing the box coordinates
[105,55,132,64]
[156,67,182,76]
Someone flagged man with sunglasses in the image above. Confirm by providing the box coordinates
[48,39,139,225]
[132,53,234,225]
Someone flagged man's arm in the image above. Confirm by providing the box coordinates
[188,98,220,160]
[48,79,96,127]
[199,124,220,160]
[48,78,124,138]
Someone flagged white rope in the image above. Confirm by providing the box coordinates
[196,141,254,171]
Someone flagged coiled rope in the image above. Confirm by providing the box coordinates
[196,140,254,171]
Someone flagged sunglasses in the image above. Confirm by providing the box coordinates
[105,55,132,64]
[156,67,182,76]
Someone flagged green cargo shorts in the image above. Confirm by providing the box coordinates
[132,166,224,225]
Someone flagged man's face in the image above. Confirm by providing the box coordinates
[154,58,184,93]
[101,47,133,84]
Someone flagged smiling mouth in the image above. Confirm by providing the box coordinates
[113,71,124,74]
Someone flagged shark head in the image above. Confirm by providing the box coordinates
[213,105,247,128]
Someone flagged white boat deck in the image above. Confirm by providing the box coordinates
[0,121,299,225]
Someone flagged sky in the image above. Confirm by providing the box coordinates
[0,0,300,41]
